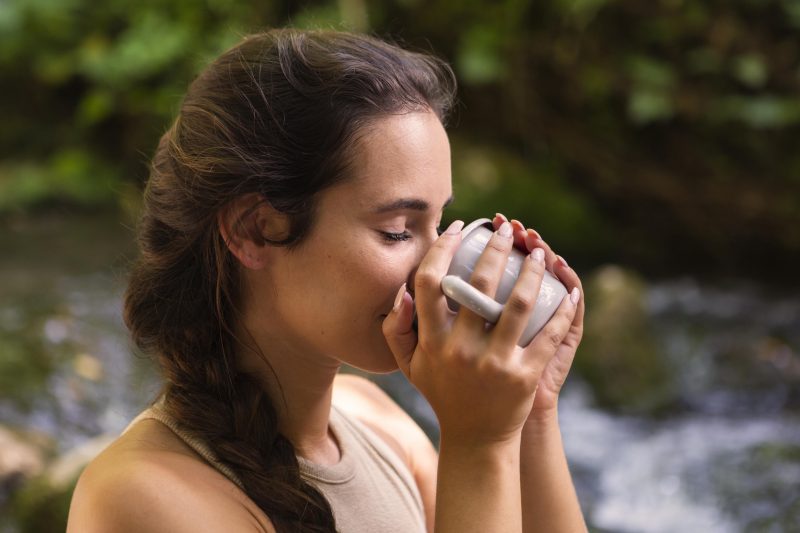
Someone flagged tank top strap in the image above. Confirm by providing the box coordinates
[122,399,245,490]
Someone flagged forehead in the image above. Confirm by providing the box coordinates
[339,111,452,209]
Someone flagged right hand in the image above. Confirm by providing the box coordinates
[382,220,580,447]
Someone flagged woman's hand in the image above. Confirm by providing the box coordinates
[382,219,580,446]
[491,214,585,418]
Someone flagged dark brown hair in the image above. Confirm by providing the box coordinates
[123,28,455,532]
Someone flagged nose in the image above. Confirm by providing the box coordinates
[407,226,442,298]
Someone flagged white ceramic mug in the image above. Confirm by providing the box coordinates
[441,218,568,346]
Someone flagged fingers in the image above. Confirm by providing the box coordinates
[523,288,580,371]
[524,229,558,273]
[487,213,585,344]
[552,255,585,330]
[413,219,464,338]
[488,248,546,351]
[492,213,557,273]
[382,284,418,374]
[454,221,514,333]
[509,219,529,252]
[493,213,527,252]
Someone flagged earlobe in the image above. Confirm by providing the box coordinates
[218,193,289,270]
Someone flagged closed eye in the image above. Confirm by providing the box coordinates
[380,230,412,242]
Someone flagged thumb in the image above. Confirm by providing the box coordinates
[382,283,417,375]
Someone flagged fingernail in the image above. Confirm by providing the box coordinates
[498,221,512,237]
[495,212,508,223]
[557,255,569,268]
[570,287,580,306]
[527,228,541,240]
[444,220,465,235]
[393,283,407,312]
[532,248,545,263]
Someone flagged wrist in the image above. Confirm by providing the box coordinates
[522,407,560,438]
[439,432,522,457]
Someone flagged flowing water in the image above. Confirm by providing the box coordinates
[1,213,798,532]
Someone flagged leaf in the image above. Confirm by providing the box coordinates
[733,53,768,88]
[457,25,506,84]
[628,89,674,123]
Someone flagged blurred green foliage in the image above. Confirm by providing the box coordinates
[1,0,798,279]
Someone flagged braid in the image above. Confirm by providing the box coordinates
[123,27,456,532]
[125,135,337,532]
[164,364,336,530]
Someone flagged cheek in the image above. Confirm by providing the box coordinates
[341,247,416,305]
[371,246,418,285]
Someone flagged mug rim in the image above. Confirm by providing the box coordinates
[460,217,493,238]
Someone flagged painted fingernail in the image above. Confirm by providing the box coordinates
[557,255,569,268]
[497,221,512,237]
[393,283,407,312]
[570,287,580,306]
[444,220,465,235]
[495,212,509,223]
[510,219,525,231]
[527,228,541,240]
[532,248,545,263]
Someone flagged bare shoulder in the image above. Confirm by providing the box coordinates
[332,372,415,427]
[67,420,275,533]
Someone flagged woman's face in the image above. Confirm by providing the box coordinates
[254,111,453,372]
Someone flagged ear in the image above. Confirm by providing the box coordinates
[218,193,291,270]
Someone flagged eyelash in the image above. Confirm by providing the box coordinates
[380,226,443,243]
[381,231,412,242]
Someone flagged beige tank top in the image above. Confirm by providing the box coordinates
[123,401,427,533]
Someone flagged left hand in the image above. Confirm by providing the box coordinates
[491,214,585,419]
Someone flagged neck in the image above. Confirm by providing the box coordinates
[236,330,343,466]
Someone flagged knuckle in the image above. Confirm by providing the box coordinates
[431,237,453,252]
[418,334,441,355]
[415,269,440,292]
[477,355,504,376]
[541,325,563,349]
[486,238,510,254]
[470,272,493,293]
[528,257,546,275]
[446,343,474,365]
[506,292,536,315]
[509,371,532,394]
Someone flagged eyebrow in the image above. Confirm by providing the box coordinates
[372,195,455,214]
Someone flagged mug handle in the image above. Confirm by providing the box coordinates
[441,275,503,324]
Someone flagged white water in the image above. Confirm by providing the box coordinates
[560,380,800,532]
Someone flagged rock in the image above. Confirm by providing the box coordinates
[576,265,676,414]
[10,433,115,533]
[0,425,50,506]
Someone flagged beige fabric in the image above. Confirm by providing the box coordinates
[123,398,245,489]
[122,400,426,533]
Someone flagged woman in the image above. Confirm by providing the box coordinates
[67,28,586,532]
